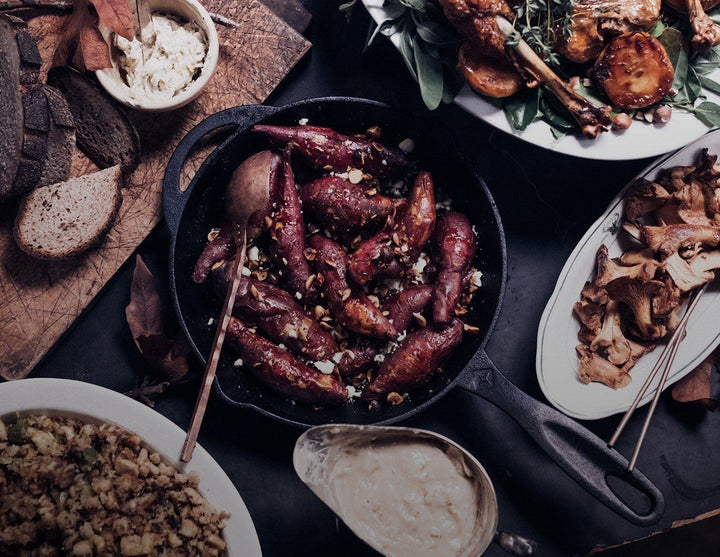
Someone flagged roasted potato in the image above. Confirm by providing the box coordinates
[227,317,347,404]
[363,320,464,401]
[253,124,411,178]
[458,43,524,98]
[590,32,674,110]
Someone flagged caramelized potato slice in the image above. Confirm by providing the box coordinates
[458,43,524,99]
[590,32,674,110]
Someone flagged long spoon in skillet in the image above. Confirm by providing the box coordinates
[180,154,271,462]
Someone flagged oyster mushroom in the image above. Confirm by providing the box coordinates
[621,339,656,374]
[689,249,720,275]
[605,277,666,341]
[640,224,720,258]
[656,165,695,192]
[620,248,657,266]
[590,301,632,366]
[573,297,605,337]
[651,276,681,318]
[664,251,715,291]
[576,345,632,389]
[623,178,671,223]
[594,244,657,288]
[581,280,609,305]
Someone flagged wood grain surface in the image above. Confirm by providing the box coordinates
[0,0,310,380]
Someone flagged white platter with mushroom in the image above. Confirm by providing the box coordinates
[362,0,720,161]
[0,378,262,556]
[536,129,720,420]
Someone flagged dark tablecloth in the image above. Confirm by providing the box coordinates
[28,2,720,555]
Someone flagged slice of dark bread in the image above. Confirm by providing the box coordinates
[37,85,76,188]
[47,66,140,173]
[14,165,123,260]
[0,16,23,201]
[4,14,41,91]
[12,84,50,199]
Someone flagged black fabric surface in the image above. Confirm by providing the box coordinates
[23,2,720,556]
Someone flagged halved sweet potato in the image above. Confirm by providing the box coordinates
[458,42,524,99]
[590,32,674,110]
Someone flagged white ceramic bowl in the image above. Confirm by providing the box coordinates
[95,0,219,112]
[0,378,262,557]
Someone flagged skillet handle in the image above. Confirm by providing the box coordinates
[162,105,279,234]
[456,351,665,526]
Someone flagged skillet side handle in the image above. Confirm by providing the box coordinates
[162,105,279,235]
[456,353,665,526]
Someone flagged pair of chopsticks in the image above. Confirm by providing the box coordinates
[608,283,708,471]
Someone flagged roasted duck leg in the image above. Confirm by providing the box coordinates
[683,0,720,50]
[438,0,611,137]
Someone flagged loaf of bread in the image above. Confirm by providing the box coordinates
[13,165,123,260]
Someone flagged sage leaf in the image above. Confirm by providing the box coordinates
[692,46,720,76]
[693,101,720,127]
[400,27,418,81]
[503,88,540,131]
[413,37,444,109]
[649,20,666,38]
[684,66,703,104]
[700,75,720,95]
[659,28,685,70]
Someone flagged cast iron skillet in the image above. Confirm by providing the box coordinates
[164,97,664,526]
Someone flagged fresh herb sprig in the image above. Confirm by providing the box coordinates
[358,0,462,109]
[508,0,574,70]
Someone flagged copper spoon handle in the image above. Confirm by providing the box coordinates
[180,229,247,462]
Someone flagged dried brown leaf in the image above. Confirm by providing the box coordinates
[125,256,192,393]
[89,0,134,40]
[126,254,163,345]
[79,19,112,70]
[671,351,718,411]
[52,0,88,68]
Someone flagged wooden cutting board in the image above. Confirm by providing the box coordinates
[0,0,311,380]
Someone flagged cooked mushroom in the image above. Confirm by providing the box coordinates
[581,280,609,305]
[655,165,695,192]
[620,248,657,266]
[622,221,644,241]
[641,224,720,258]
[576,344,632,389]
[624,178,671,222]
[605,277,666,340]
[590,301,632,366]
[663,251,715,291]
[689,249,720,274]
[621,339,656,373]
[573,297,605,337]
[654,181,715,226]
[594,244,657,287]
[651,276,681,317]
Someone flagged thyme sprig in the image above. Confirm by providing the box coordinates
[508,0,574,69]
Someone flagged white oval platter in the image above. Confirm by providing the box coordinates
[362,0,720,161]
[0,378,262,557]
[536,130,720,420]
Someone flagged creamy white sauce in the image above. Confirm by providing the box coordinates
[115,13,207,102]
[330,440,478,557]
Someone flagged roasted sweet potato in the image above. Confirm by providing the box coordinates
[211,267,341,363]
[363,320,464,401]
[253,124,411,178]
[269,146,317,302]
[192,226,236,284]
[349,171,436,285]
[431,211,476,324]
[337,338,378,378]
[382,284,433,333]
[590,32,674,110]
[458,42,524,98]
[310,234,398,340]
[299,176,404,235]
[227,317,347,404]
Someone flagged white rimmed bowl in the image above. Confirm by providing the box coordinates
[0,378,262,557]
[95,0,219,112]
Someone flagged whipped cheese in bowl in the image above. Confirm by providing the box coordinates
[115,13,208,102]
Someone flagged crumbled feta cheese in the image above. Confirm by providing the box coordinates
[347,385,362,399]
[398,138,415,153]
[332,352,344,364]
[233,358,243,368]
[247,246,260,262]
[241,266,251,277]
[207,318,215,326]
[278,343,287,351]
[397,330,407,342]
[374,354,386,363]
[471,270,483,288]
[298,117,309,125]
[412,253,429,274]
[286,328,298,339]
[295,292,302,300]
[314,360,335,374]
